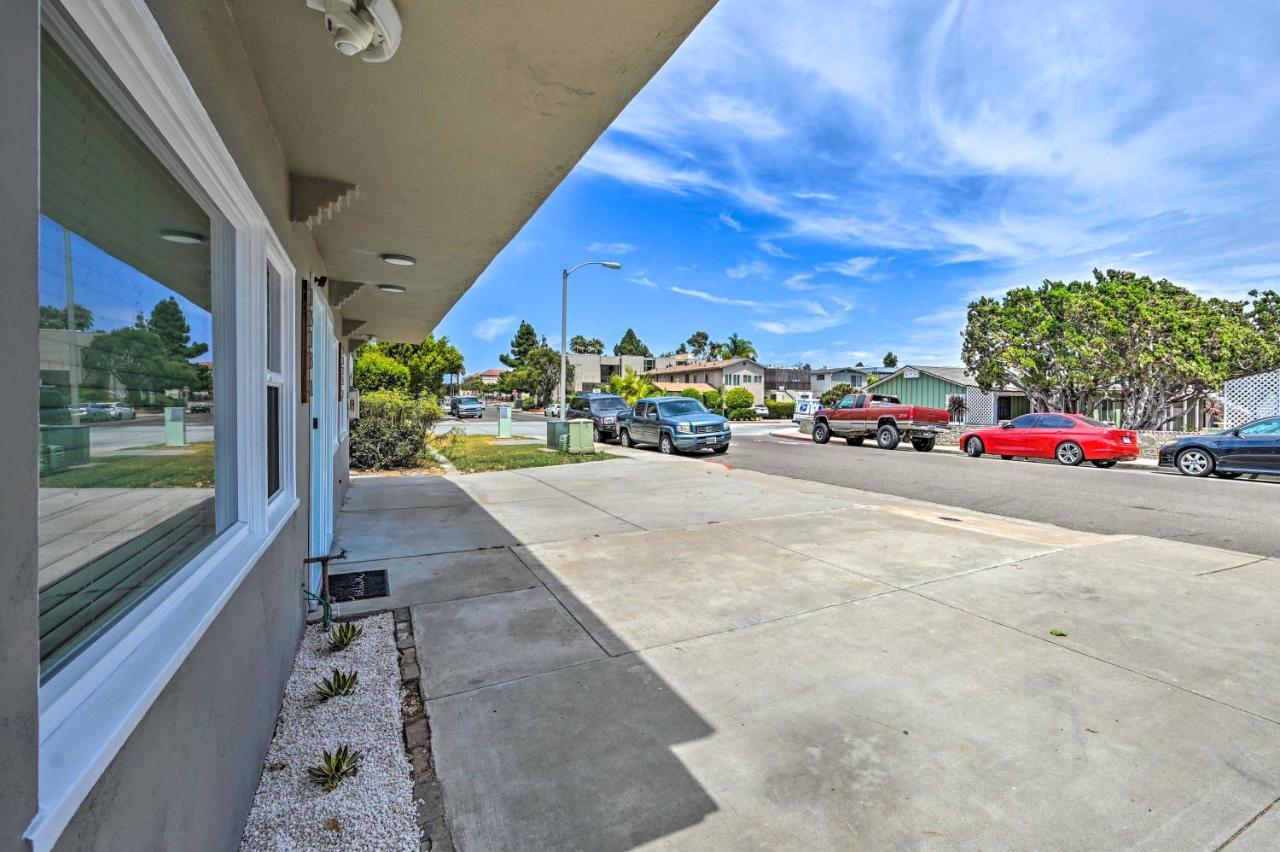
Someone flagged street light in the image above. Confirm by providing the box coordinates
[560,261,622,421]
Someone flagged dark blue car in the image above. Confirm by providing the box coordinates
[619,397,731,455]
[1158,416,1280,478]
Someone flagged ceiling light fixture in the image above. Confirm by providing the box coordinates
[160,230,207,244]
[377,284,407,293]
[380,253,416,267]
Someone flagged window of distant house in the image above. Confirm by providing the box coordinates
[36,34,226,680]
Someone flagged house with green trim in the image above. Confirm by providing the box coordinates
[871,365,1031,425]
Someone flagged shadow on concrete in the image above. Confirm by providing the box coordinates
[331,473,719,851]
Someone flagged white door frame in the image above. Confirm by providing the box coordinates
[309,284,336,589]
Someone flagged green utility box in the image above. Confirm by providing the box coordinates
[164,406,188,446]
[497,405,512,438]
[546,419,594,453]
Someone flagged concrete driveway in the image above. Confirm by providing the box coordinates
[333,452,1280,850]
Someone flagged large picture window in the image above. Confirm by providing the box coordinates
[37,34,225,680]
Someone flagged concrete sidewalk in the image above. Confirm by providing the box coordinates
[333,453,1279,850]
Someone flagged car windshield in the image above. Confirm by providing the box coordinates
[591,397,628,411]
[458,397,479,404]
[657,399,706,417]
[1240,417,1280,435]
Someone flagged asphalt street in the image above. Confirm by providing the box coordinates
[687,431,1280,558]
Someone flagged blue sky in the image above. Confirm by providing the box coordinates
[437,0,1280,372]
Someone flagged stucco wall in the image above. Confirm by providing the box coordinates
[0,2,41,849]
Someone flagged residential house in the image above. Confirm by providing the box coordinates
[469,368,505,386]
[811,365,895,396]
[871,365,1031,425]
[643,357,767,404]
[1,2,711,849]
[764,365,812,400]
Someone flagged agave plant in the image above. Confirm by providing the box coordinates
[315,668,359,701]
[327,622,363,652]
[307,744,362,791]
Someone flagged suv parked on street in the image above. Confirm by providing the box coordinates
[567,393,630,443]
[450,396,485,418]
[618,396,730,455]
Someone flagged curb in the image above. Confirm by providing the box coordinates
[768,430,1160,467]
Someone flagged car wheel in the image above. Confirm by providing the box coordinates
[911,436,935,453]
[713,445,729,454]
[659,433,678,455]
[1176,448,1214,477]
[845,436,864,447]
[1091,460,1117,469]
[876,423,901,450]
[965,437,984,458]
[619,429,634,448]
[1055,441,1084,466]
[1213,470,1242,479]
[1001,455,1013,460]
[592,426,602,443]
[812,421,831,444]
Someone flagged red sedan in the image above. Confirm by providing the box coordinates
[959,413,1139,467]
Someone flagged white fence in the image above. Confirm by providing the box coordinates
[1223,369,1280,427]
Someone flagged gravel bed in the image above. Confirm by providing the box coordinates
[241,613,419,851]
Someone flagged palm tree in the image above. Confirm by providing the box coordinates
[720,333,757,360]
[606,367,661,404]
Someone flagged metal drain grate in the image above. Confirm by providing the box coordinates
[328,570,390,602]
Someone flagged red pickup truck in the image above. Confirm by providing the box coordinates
[811,392,950,451]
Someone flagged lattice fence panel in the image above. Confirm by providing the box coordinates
[965,388,996,425]
[1224,369,1280,427]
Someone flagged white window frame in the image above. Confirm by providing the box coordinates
[29,3,300,849]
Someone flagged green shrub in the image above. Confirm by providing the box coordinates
[820,382,856,407]
[728,407,758,421]
[765,400,796,419]
[349,417,424,470]
[360,392,442,433]
[680,388,703,400]
[353,350,410,395]
[723,386,754,409]
[702,389,722,410]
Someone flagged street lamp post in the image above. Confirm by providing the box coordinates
[559,260,621,422]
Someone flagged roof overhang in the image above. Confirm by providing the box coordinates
[227,0,716,341]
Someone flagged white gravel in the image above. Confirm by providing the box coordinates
[240,613,420,851]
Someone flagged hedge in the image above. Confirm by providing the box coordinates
[681,388,704,400]
[349,417,424,470]
[727,407,758,421]
[765,400,795,419]
[353,350,410,394]
[723,387,754,410]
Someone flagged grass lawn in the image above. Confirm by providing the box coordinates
[431,434,616,474]
[40,442,215,489]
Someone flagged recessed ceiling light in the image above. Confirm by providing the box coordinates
[377,284,407,293]
[160,230,207,244]
[381,253,416,267]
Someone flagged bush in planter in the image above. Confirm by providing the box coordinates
[701,389,722,410]
[353,350,410,394]
[349,417,424,470]
[820,382,856,407]
[765,400,796,419]
[728,407,758,421]
[723,387,754,410]
[680,388,703,400]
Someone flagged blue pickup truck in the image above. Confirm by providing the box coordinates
[618,396,731,455]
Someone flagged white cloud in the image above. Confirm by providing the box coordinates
[783,272,816,291]
[473,315,517,342]
[669,286,766,308]
[629,275,658,288]
[725,259,770,280]
[821,256,879,278]
[757,240,793,258]
[587,242,636,255]
[719,212,745,232]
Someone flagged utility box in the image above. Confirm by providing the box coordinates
[546,419,568,450]
[498,405,512,438]
[566,418,593,453]
[164,406,187,446]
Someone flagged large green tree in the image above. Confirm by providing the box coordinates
[504,344,572,406]
[963,269,1276,429]
[40,304,94,331]
[368,335,464,398]
[499,320,539,369]
[569,335,605,355]
[82,326,199,403]
[605,367,660,405]
[882,351,898,368]
[613,328,652,357]
[686,331,710,359]
[719,333,757,360]
[148,297,208,360]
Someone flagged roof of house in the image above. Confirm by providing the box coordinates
[644,357,759,376]
[879,365,1018,392]
[471,369,505,377]
[652,381,716,394]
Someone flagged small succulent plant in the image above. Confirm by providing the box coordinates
[307,744,362,791]
[327,622,363,652]
[316,668,359,701]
